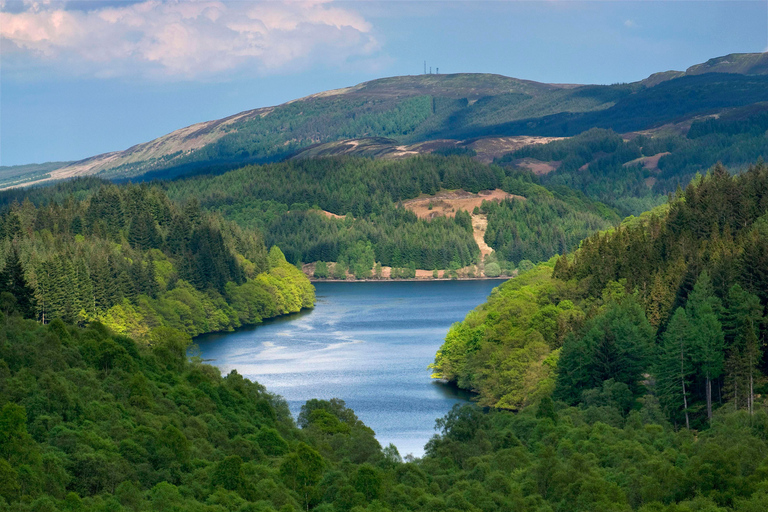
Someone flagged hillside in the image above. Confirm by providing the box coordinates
[1,164,768,512]
[6,52,767,189]
[162,155,620,277]
[431,161,768,424]
[0,182,314,339]
[641,52,768,87]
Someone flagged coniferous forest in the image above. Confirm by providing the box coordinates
[0,183,314,339]
[162,155,618,272]
[1,152,768,511]
[432,162,768,422]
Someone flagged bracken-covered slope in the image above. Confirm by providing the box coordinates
[6,53,767,189]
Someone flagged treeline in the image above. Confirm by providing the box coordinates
[165,155,617,269]
[5,309,768,511]
[0,184,314,339]
[432,162,768,429]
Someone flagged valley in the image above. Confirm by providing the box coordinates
[1,46,768,512]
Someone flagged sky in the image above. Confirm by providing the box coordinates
[1,0,767,166]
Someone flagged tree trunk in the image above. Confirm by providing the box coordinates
[681,347,690,430]
[706,376,713,422]
[750,372,754,415]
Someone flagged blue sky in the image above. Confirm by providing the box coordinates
[1,0,766,166]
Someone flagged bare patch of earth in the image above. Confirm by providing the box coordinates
[471,214,494,258]
[467,136,564,163]
[622,152,671,172]
[510,158,561,175]
[403,189,522,220]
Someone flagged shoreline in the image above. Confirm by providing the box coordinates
[308,276,511,283]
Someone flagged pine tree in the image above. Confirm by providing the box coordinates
[687,271,724,423]
[655,307,694,429]
[0,247,37,318]
[35,260,53,323]
[145,254,159,298]
[724,284,764,413]
[70,216,83,235]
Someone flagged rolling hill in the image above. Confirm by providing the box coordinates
[4,52,767,190]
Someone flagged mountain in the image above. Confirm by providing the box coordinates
[6,52,767,190]
[641,52,768,87]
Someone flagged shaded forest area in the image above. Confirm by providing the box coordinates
[500,112,768,215]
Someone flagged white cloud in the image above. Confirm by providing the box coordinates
[624,19,635,28]
[0,0,381,79]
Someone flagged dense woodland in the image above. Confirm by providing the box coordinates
[1,164,768,511]
[432,162,768,428]
[163,155,617,271]
[0,184,314,339]
[4,283,768,511]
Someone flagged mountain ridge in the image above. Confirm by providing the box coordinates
[4,52,766,190]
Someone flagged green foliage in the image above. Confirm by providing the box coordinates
[164,155,618,270]
[314,261,329,279]
[483,262,501,277]
[482,186,618,263]
[554,296,654,405]
[165,155,493,269]
[434,161,768,426]
[0,183,314,339]
[498,117,768,216]
[0,247,36,318]
[4,299,768,511]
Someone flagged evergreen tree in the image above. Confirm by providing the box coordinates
[724,284,764,413]
[686,271,724,423]
[654,307,694,428]
[0,247,36,318]
[555,297,654,404]
[145,254,159,298]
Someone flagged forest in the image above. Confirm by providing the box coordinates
[163,155,617,271]
[1,165,768,511]
[4,268,768,511]
[432,162,768,429]
[0,164,768,512]
[0,183,314,339]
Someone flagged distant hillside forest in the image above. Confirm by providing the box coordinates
[497,110,768,215]
[432,162,768,430]
[0,183,314,339]
[163,155,618,273]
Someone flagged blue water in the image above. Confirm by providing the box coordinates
[194,280,504,456]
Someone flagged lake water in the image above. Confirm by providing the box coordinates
[195,280,504,456]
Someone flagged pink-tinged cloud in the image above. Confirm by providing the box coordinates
[0,0,382,79]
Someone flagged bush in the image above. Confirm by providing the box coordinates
[314,261,329,279]
[484,262,501,277]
